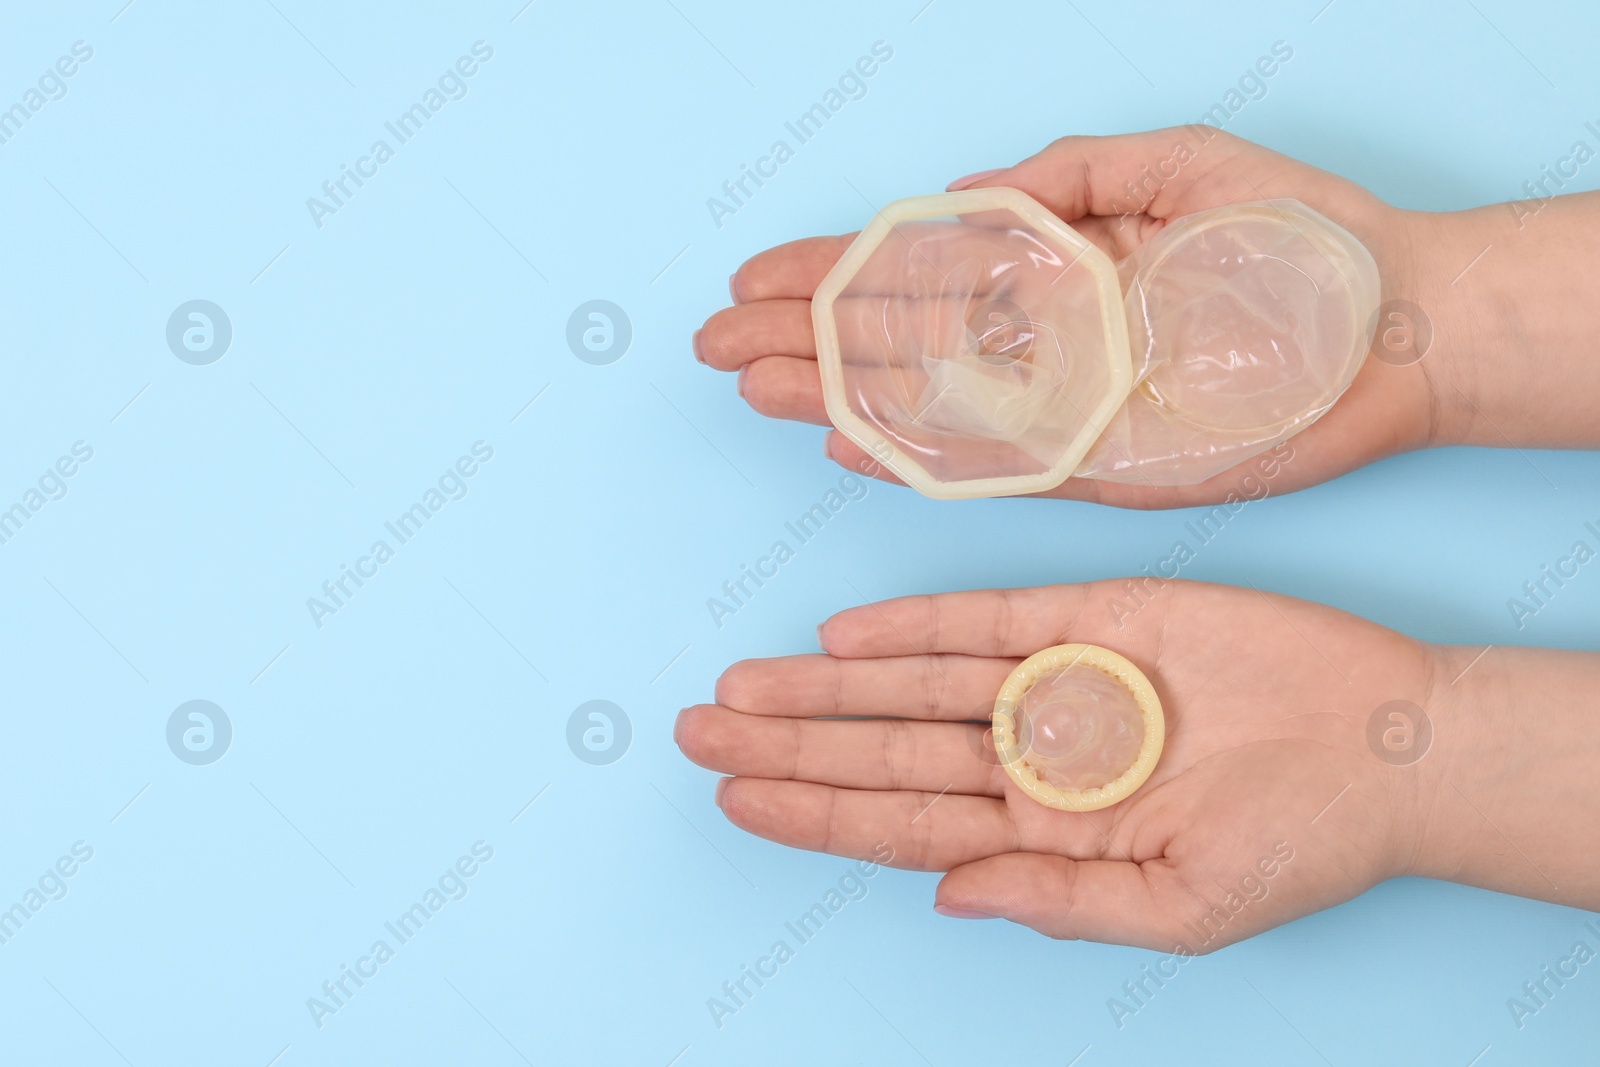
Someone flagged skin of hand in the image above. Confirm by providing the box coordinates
[674,579,1600,950]
[693,127,1600,508]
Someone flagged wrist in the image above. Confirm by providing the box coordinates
[1400,193,1600,451]
[1391,641,1490,882]
[1387,206,1499,450]
[1401,643,1600,908]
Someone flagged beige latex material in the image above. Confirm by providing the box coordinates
[812,189,1132,500]
[1076,199,1380,485]
[992,644,1164,812]
[812,190,1380,498]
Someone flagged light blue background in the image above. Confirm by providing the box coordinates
[2,0,1597,1063]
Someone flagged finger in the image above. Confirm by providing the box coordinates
[739,352,1039,441]
[713,297,1058,394]
[718,777,1017,871]
[739,332,968,430]
[962,127,1245,223]
[739,355,828,425]
[676,706,1004,797]
[817,583,1169,660]
[823,432,909,487]
[936,852,1196,950]
[715,653,1015,721]
[818,223,1095,300]
[830,292,1013,365]
[731,235,855,303]
[696,299,816,371]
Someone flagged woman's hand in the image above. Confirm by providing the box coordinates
[676,579,1440,950]
[697,128,1441,508]
[675,579,1600,950]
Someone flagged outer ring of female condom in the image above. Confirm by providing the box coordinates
[811,187,1131,501]
[992,644,1165,812]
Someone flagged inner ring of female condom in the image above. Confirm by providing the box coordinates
[991,644,1165,812]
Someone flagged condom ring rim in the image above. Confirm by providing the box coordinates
[992,643,1165,812]
[812,187,1133,501]
[1125,200,1376,440]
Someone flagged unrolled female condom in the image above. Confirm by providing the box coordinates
[812,188,1381,499]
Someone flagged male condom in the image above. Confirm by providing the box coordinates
[992,644,1165,812]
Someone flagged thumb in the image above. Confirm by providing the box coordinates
[935,852,1199,951]
[951,127,1232,224]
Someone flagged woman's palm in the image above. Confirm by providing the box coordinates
[676,579,1435,948]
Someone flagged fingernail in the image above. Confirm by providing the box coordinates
[728,273,741,303]
[692,329,706,364]
[736,364,748,399]
[715,776,732,807]
[822,432,835,460]
[672,707,690,745]
[946,168,1004,192]
[934,904,997,919]
[815,622,827,650]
